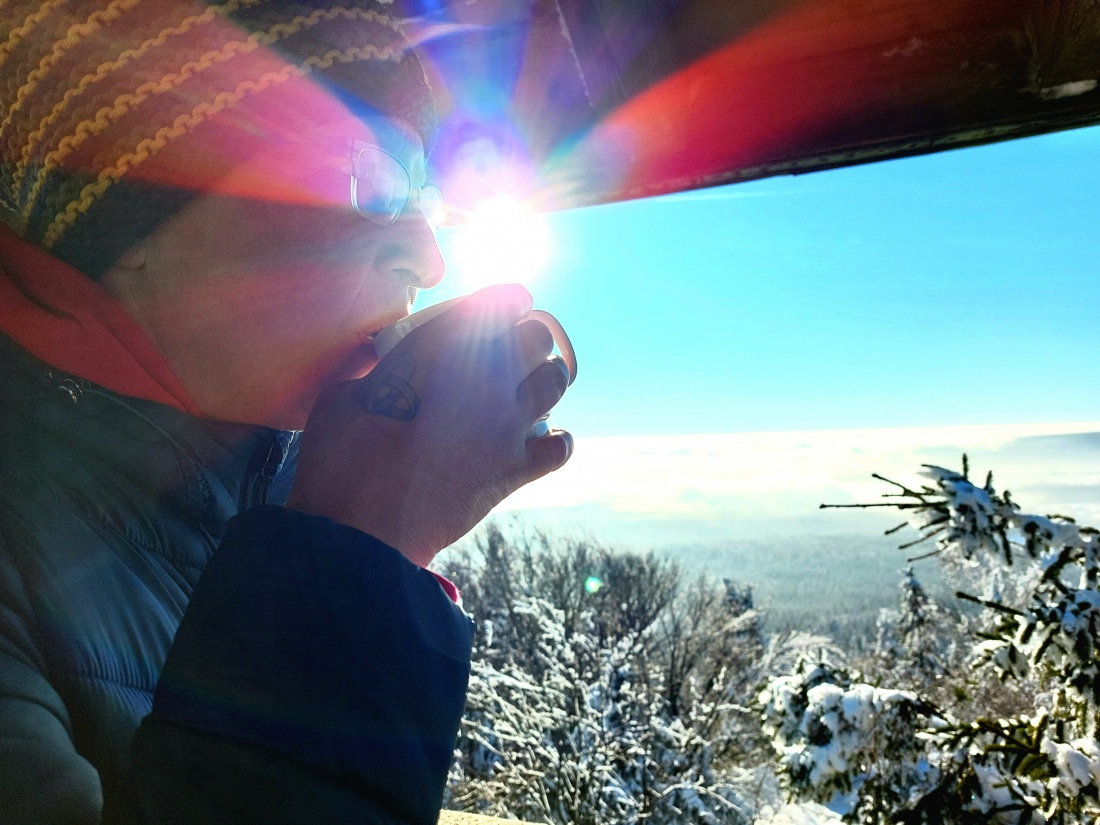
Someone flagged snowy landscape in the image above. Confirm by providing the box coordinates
[429,122,1100,825]
[436,427,1100,823]
[493,424,1100,631]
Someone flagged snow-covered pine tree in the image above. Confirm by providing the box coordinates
[872,566,953,693]
[761,458,1100,824]
[759,657,939,823]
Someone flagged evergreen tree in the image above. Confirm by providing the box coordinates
[762,459,1100,824]
[872,566,952,693]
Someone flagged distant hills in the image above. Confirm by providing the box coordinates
[478,425,1100,640]
[658,532,950,641]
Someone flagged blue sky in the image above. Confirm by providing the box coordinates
[432,124,1100,439]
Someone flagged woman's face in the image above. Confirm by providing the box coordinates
[105,118,445,429]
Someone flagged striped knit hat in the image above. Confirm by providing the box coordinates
[0,0,437,279]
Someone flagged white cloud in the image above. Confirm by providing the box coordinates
[502,422,1100,543]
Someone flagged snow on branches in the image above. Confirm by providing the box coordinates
[763,458,1100,824]
[441,529,764,825]
[759,659,938,820]
[451,595,751,825]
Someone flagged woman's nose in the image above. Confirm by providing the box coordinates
[379,209,445,290]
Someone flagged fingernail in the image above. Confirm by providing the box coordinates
[552,356,570,391]
[561,430,574,459]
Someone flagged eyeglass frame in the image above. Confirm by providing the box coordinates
[266,135,445,230]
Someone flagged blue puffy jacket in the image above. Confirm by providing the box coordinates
[0,334,475,824]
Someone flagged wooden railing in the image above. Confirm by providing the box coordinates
[440,811,533,824]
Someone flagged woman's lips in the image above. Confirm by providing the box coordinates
[342,310,410,380]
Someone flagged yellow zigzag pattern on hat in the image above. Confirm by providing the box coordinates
[0,0,71,71]
[11,0,271,204]
[0,0,146,140]
[42,41,401,247]
[21,6,397,233]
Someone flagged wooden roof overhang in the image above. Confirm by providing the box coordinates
[398,0,1100,211]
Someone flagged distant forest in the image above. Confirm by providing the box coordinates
[659,534,951,644]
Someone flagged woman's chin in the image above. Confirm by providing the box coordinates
[347,344,380,381]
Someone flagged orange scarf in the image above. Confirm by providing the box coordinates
[0,225,199,415]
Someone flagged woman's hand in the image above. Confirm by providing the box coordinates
[286,284,574,567]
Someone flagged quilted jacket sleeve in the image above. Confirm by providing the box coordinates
[0,530,103,825]
[131,506,475,825]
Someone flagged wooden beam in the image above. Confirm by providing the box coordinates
[403,0,1100,208]
[537,0,1100,207]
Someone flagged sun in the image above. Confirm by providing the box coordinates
[448,196,552,290]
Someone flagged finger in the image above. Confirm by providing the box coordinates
[516,357,569,422]
[475,316,553,388]
[519,430,574,486]
[526,310,577,386]
[475,321,552,391]
[506,318,555,376]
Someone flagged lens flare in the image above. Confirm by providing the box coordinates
[584,576,603,594]
[448,196,551,290]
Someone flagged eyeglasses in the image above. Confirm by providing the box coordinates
[269,137,445,230]
[347,141,445,229]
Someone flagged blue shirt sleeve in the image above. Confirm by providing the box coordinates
[132,506,474,825]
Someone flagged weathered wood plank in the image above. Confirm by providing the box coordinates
[440,811,534,825]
